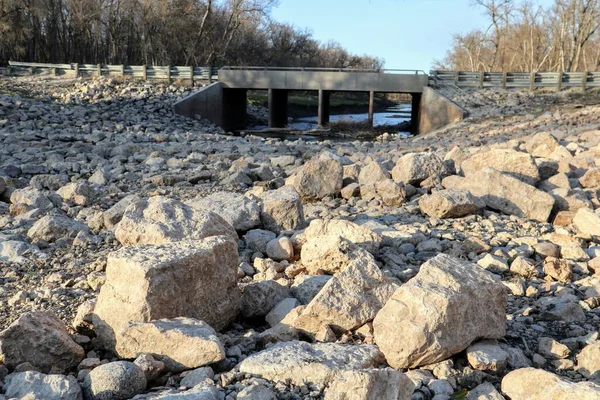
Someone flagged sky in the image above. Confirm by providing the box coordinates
[271,0,554,72]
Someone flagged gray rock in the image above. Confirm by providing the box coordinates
[27,215,87,242]
[0,311,84,373]
[287,152,343,200]
[238,341,384,386]
[260,185,305,233]
[82,361,146,400]
[186,191,261,232]
[4,371,82,400]
[241,280,290,318]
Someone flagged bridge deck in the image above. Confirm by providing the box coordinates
[218,67,428,93]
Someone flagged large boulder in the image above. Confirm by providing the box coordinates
[501,368,600,399]
[373,254,506,369]
[27,215,87,242]
[391,152,446,185]
[4,371,82,400]
[92,236,239,350]
[573,208,600,236]
[82,361,146,400]
[444,167,554,222]
[358,161,390,185]
[116,318,225,372]
[114,196,237,246]
[524,132,560,158]
[324,369,414,400]
[186,192,261,232]
[0,311,84,373]
[294,245,398,335]
[576,341,600,379]
[288,153,343,200]
[418,189,483,218]
[302,219,382,254]
[238,341,384,386]
[461,149,540,185]
[260,185,305,233]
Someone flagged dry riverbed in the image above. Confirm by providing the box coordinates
[0,76,600,399]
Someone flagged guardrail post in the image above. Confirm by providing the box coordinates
[556,71,563,91]
[52,68,57,77]
[120,64,125,77]
[529,72,535,92]
[454,71,459,86]
[30,67,34,76]
[502,72,507,89]
[97,64,101,77]
[190,66,194,86]
[7,66,13,76]
[142,65,147,81]
[167,65,171,84]
[74,63,79,78]
[479,72,484,89]
[582,71,588,91]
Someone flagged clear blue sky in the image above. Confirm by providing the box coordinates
[271,0,554,71]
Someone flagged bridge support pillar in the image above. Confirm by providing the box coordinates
[318,90,331,127]
[223,88,248,131]
[411,93,421,134]
[368,91,375,127]
[268,89,288,128]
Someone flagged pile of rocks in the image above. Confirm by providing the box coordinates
[1,76,600,399]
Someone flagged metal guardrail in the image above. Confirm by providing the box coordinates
[1,61,220,83]
[430,70,600,91]
[221,66,427,75]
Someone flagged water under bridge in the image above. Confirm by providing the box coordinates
[173,67,464,134]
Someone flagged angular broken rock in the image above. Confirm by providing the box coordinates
[573,208,600,236]
[116,318,225,372]
[238,341,384,386]
[576,341,600,379]
[358,161,390,185]
[27,214,88,242]
[114,196,237,246]
[461,149,540,185]
[466,340,509,372]
[0,311,84,373]
[391,152,446,185]
[4,371,82,400]
[443,167,554,222]
[301,235,369,275]
[103,194,141,230]
[186,191,261,232]
[240,280,290,318]
[418,189,483,219]
[501,367,600,399]
[294,245,398,335]
[287,152,343,200]
[260,185,305,233]
[93,236,239,350]
[303,219,382,254]
[324,368,415,400]
[373,254,506,369]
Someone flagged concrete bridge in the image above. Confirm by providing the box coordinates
[174,67,464,134]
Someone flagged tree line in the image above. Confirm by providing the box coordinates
[0,0,384,69]
[437,0,600,72]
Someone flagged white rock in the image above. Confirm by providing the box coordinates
[186,191,261,232]
[4,371,82,400]
[92,236,239,350]
[116,318,225,372]
[238,341,384,386]
[324,368,414,400]
[373,254,506,369]
[501,368,600,399]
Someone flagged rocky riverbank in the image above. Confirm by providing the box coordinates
[0,76,600,399]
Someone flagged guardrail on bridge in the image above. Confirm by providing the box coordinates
[1,61,219,83]
[430,70,600,91]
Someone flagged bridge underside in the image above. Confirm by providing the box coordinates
[173,69,465,134]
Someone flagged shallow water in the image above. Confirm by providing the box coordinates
[244,103,412,141]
